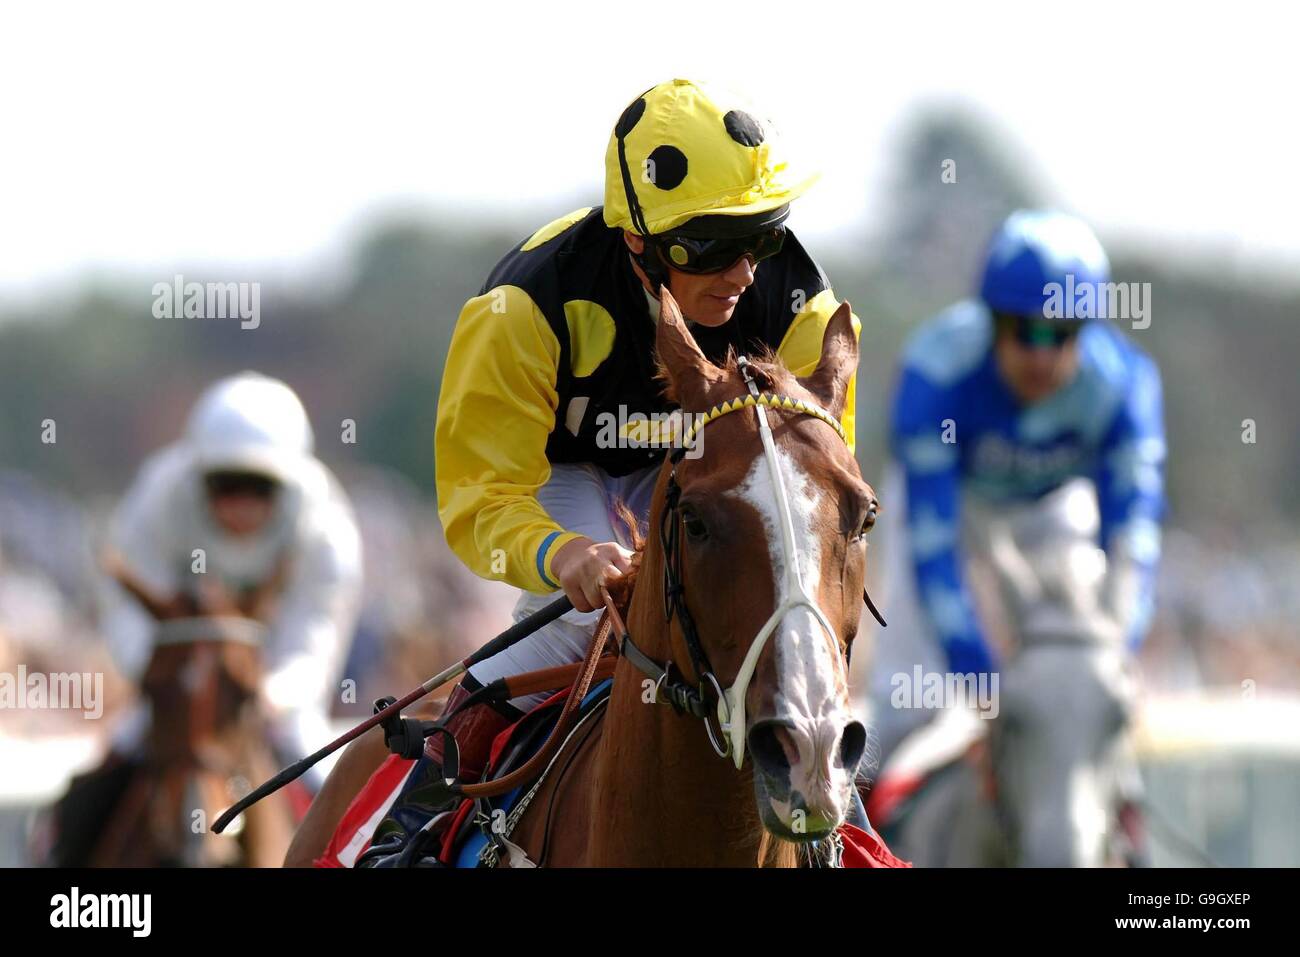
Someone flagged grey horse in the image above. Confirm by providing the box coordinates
[868,479,1146,867]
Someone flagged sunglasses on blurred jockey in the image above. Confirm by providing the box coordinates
[651,224,787,275]
[204,470,279,499]
[996,312,1085,349]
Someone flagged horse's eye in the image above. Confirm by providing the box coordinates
[854,503,878,541]
[681,507,709,541]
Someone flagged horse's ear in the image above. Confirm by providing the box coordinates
[796,300,858,418]
[656,287,725,407]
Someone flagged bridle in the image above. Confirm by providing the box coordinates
[616,356,886,769]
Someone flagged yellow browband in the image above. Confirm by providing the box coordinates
[680,392,848,450]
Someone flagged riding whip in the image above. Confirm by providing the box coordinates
[212,594,573,834]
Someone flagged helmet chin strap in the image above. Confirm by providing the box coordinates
[717,356,842,769]
[629,248,666,301]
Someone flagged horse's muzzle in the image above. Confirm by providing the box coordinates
[748,717,866,841]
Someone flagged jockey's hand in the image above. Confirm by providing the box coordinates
[152,580,241,623]
[101,548,198,620]
[551,536,634,612]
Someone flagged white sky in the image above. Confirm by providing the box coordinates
[2,0,1296,300]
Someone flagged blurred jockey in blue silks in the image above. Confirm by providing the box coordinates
[867,211,1166,770]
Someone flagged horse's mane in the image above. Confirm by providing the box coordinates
[606,499,645,610]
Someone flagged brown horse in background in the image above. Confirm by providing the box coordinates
[497,291,874,866]
[46,554,301,867]
[88,617,298,866]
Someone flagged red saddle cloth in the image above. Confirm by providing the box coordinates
[839,823,912,868]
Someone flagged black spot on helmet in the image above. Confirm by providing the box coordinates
[647,144,688,191]
[724,110,765,147]
[616,97,646,138]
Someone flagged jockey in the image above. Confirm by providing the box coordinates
[46,372,363,864]
[102,372,363,771]
[868,210,1166,770]
[345,78,870,865]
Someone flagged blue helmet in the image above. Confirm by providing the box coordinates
[979,210,1111,321]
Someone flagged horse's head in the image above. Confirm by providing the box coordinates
[141,618,265,763]
[652,289,873,842]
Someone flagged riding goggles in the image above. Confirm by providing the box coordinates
[652,225,786,275]
[204,470,279,499]
[997,312,1085,349]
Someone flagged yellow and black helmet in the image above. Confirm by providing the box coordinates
[603,79,817,238]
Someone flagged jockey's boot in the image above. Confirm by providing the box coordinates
[357,675,521,867]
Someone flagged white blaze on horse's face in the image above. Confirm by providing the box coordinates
[718,393,855,831]
[729,450,855,821]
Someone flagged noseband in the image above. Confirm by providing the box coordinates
[617,356,886,768]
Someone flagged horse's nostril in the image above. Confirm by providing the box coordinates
[839,721,867,773]
[748,722,793,776]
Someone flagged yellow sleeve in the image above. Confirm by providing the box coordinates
[435,285,584,593]
[775,287,861,454]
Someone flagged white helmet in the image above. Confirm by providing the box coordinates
[185,372,314,483]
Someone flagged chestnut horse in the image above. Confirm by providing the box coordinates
[89,617,298,866]
[489,291,875,866]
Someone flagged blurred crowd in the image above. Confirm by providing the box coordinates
[1144,528,1300,693]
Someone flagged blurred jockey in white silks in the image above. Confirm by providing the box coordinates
[101,372,362,787]
[866,211,1166,776]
